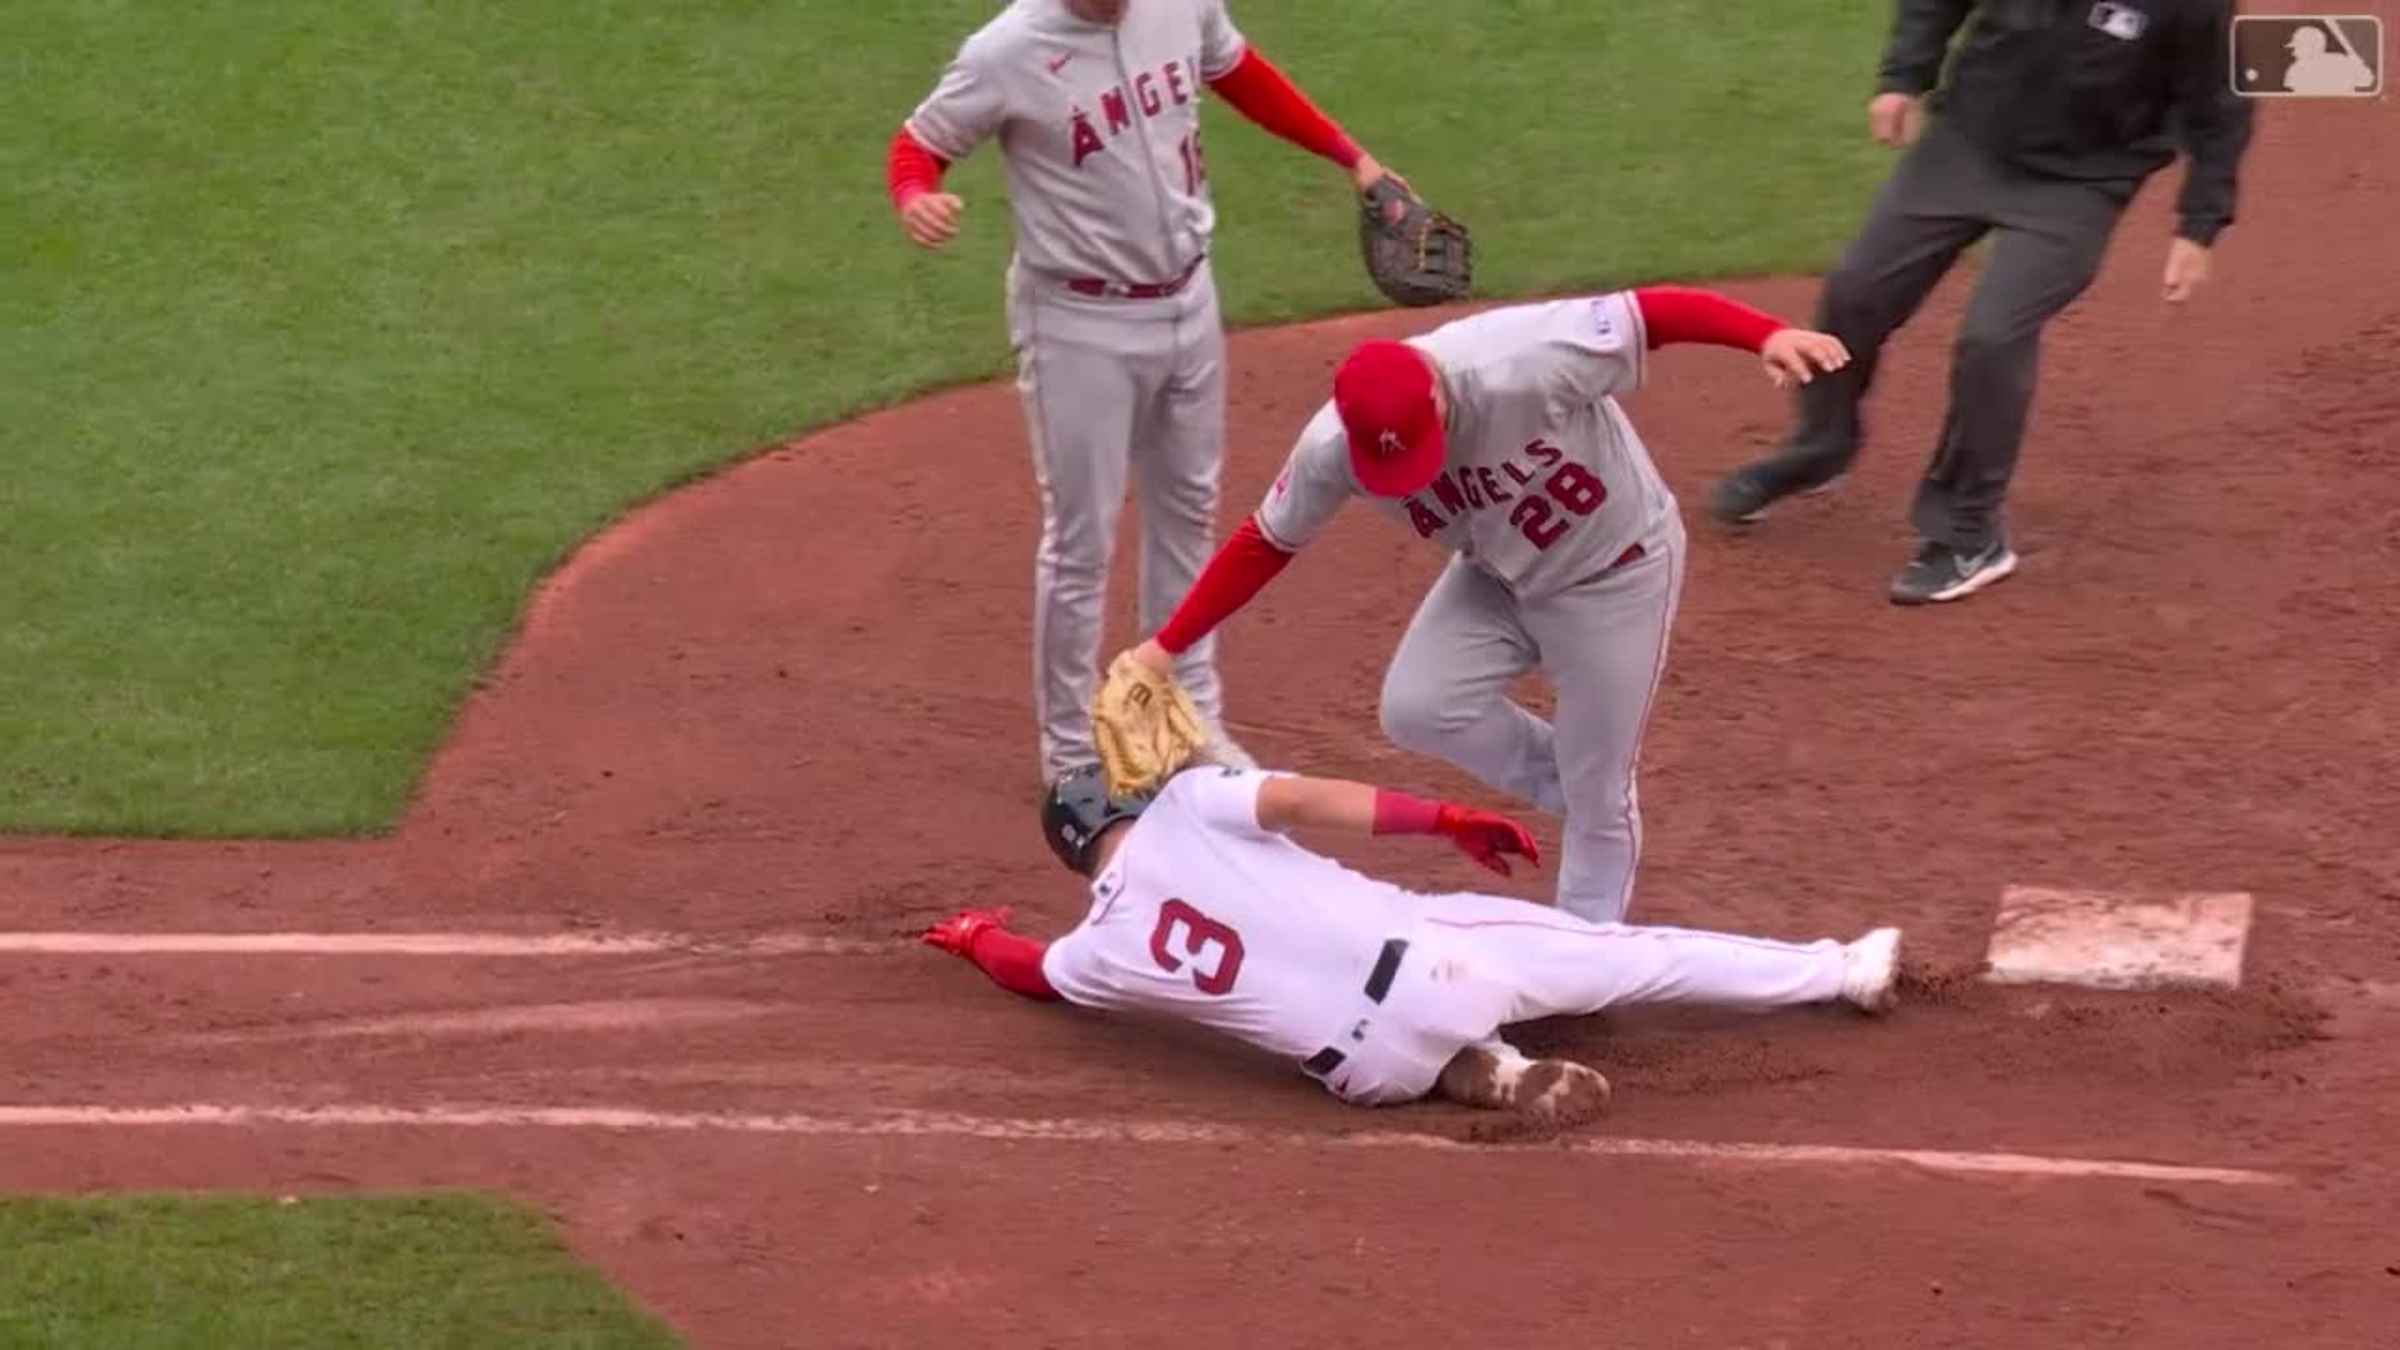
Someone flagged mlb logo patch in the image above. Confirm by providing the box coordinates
[2088,2,2149,41]
[2230,15,2384,97]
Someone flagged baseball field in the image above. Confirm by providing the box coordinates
[5,1,2396,1346]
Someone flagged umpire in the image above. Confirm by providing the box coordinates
[1708,0,2255,604]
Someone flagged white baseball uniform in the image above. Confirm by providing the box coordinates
[1253,292,1685,922]
[1043,767,1847,1106]
[906,0,1250,780]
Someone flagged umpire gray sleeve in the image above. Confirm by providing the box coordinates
[1875,0,1977,94]
[2167,1,2255,245]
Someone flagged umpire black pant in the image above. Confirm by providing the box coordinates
[1767,118,2134,551]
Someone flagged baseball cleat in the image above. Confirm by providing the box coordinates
[1437,1044,1612,1121]
[1705,463,1847,526]
[1839,926,1903,1014]
[1888,538,2018,605]
[1513,1058,1614,1122]
[1040,761,1104,799]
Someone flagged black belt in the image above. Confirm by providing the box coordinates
[1300,938,1409,1079]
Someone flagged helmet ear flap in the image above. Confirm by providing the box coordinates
[1040,791,1092,874]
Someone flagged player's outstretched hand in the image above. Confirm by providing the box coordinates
[1433,804,1540,877]
[923,906,1013,958]
[1123,637,1175,677]
[1761,328,1852,390]
[899,192,966,249]
[1351,151,1410,207]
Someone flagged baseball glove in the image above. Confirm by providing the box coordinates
[1358,177,1472,308]
[1091,651,1208,798]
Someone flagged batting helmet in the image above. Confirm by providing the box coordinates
[1041,766,1154,876]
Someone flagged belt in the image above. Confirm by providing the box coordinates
[1063,254,1205,300]
[1299,938,1409,1079]
[1477,540,1649,600]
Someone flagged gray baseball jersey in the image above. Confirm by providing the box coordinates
[1256,292,1676,595]
[1251,291,1687,922]
[906,0,1247,284]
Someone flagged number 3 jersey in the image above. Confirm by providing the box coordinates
[1254,291,1676,598]
[1041,768,1417,1060]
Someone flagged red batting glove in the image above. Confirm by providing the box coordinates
[1433,805,1541,877]
[922,906,1013,958]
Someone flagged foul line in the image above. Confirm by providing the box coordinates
[0,1104,2285,1187]
[0,931,905,957]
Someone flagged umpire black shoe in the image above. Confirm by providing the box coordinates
[1705,462,1847,526]
[1889,537,2018,605]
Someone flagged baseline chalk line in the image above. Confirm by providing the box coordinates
[0,1103,2287,1187]
[0,931,905,957]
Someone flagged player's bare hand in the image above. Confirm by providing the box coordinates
[922,906,1012,957]
[1866,92,1924,148]
[1352,153,1412,214]
[899,192,966,250]
[1125,638,1175,677]
[2162,237,2212,303]
[1761,328,1852,389]
[1433,804,1540,878]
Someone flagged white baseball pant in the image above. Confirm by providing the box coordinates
[1311,890,1848,1106]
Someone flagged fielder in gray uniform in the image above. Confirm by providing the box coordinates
[1121,287,1850,922]
[887,0,1410,782]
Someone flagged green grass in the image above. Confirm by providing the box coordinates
[1,1,1890,835]
[0,1192,680,1348]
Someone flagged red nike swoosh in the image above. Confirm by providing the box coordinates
[1047,54,1073,74]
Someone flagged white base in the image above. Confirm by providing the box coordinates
[1984,887,2255,991]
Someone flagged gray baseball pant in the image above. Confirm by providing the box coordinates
[1008,259,1226,782]
[1377,521,1687,923]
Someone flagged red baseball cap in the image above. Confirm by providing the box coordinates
[1333,340,1446,498]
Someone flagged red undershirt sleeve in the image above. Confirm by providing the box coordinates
[1369,790,1443,837]
[1632,285,1788,352]
[1203,49,1362,169]
[968,928,1061,1002]
[885,126,950,213]
[1155,517,1296,657]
